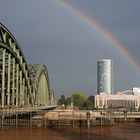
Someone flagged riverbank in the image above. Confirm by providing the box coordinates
[0,109,114,128]
[1,109,140,128]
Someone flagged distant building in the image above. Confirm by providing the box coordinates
[133,87,140,96]
[95,59,140,110]
[97,59,113,95]
[94,90,140,110]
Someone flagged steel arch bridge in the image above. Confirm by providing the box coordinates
[0,23,54,108]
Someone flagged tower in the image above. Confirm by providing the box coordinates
[97,59,113,95]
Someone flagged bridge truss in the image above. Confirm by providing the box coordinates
[0,23,54,107]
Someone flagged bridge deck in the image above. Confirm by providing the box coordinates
[0,105,57,115]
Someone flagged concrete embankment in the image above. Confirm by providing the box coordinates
[0,109,114,128]
[42,109,114,127]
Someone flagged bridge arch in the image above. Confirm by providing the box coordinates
[28,64,51,106]
[0,23,32,107]
[0,23,53,107]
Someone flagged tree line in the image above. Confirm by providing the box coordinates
[57,92,94,110]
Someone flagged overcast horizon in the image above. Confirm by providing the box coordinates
[1,0,140,98]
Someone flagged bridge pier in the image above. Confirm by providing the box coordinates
[7,53,11,105]
[16,64,19,106]
[12,57,15,105]
[2,49,6,107]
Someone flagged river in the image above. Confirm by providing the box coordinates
[0,123,140,140]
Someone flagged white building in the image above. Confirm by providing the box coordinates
[94,90,140,110]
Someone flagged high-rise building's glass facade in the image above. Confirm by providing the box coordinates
[97,59,112,95]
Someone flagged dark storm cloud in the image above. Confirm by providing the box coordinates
[0,0,140,97]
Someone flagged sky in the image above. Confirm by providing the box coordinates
[0,0,140,98]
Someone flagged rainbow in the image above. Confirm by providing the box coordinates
[55,0,140,74]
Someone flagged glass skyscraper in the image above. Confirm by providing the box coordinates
[97,59,113,95]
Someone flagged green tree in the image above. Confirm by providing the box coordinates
[88,95,94,103]
[82,99,93,110]
[57,93,94,110]
[72,92,87,109]
[57,95,66,105]
[65,97,72,106]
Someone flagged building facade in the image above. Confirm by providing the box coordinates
[94,91,140,110]
[97,59,112,95]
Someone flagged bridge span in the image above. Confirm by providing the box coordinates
[0,105,57,116]
[0,23,55,108]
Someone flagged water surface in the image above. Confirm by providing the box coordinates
[0,123,140,140]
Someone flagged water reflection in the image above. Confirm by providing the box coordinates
[0,123,140,140]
